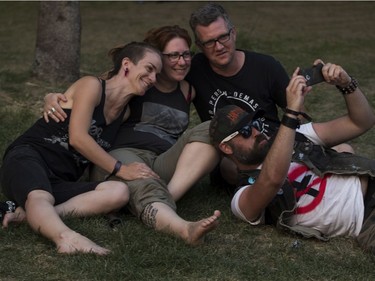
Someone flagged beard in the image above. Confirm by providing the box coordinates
[231,134,272,166]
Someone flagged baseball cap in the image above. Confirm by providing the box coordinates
[209,105,265,146]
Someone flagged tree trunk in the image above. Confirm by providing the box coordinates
[33,1,81,84]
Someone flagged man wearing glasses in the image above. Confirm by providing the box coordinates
[209,61,375,254]
[186,3,290,190]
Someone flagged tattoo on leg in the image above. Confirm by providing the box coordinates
[141,204,158,228]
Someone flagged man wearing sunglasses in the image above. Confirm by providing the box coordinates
[186,2,290,191]
[209,60,375,254]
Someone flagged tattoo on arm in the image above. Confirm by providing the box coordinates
[141,204,158,228]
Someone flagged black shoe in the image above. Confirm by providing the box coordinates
[0,201,16,223]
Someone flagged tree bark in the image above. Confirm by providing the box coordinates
[33,1,81,84]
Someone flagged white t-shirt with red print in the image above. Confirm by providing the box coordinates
[231,122,365,237]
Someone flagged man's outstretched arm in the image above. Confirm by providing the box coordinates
[312,60,375,147]
[238,68,309,221]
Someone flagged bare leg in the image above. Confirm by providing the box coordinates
[25,190,109,255]
[23,182,128,255]
[3,181,128,226]
[167,142,220,201]
[54,181,129,217]
[141,202,220,246]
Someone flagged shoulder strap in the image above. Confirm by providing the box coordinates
[186,82,192,103]
[278,221,330,241]
[237,168,330,241]
[95,78,106,108]
[237,169,295,225]
[238,169,260,186]
[99,78,127,123]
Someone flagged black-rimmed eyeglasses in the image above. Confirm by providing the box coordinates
[162,51,194,63]
[198,29,233,49]
[220,118,264,144]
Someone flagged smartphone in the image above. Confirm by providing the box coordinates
[298,63,325,86]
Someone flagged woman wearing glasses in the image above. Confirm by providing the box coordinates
[43,25,221,246]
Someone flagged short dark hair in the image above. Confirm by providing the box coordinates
[105,42,162,79]
[189,3,234,41]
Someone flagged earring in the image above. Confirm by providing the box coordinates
[124,68,129,76]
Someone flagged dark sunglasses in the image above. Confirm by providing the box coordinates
[221,118,264,144]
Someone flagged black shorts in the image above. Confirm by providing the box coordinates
[0,145,99,208]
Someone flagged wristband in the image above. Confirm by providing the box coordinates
[105,160,122,180]
[281,114,300,130]
[285,108,312,122]
[336,77,358,95]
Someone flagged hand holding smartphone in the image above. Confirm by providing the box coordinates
[298,63,325,86]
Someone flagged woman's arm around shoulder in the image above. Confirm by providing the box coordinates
[43,76,101,123]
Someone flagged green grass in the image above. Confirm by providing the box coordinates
[1,1,375,280]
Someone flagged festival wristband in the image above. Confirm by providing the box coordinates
[105,160,122,181]
[284,108,312,122]
[281,114,300,130]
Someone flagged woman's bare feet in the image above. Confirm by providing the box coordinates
[186,210,221,246]
[56,230,111,255]
[2,207,26,228]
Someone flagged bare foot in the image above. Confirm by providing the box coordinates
[186,210,221,246]
[2,207,26,228]
[56,230,111,255]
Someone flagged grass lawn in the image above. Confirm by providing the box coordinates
[1,1,375,280]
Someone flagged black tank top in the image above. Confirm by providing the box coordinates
[4,79,127,181]
[111,82,190,154]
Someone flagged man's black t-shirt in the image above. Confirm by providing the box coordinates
[186,50,290,135]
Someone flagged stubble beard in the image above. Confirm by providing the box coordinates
[231,134,271,166]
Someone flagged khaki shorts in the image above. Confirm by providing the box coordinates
[90,121,211,218]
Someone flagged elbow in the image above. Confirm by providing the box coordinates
[361,114,375,132]
[352,111,375,133]
[68,134,84,151]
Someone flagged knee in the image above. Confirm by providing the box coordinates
[25,190,55,210]
[26,190,54,203]
[106,181,129,206]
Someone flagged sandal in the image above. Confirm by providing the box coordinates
[0,201,16,223]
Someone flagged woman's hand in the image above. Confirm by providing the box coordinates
[43,93,68,123]
[117,162,160,181]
